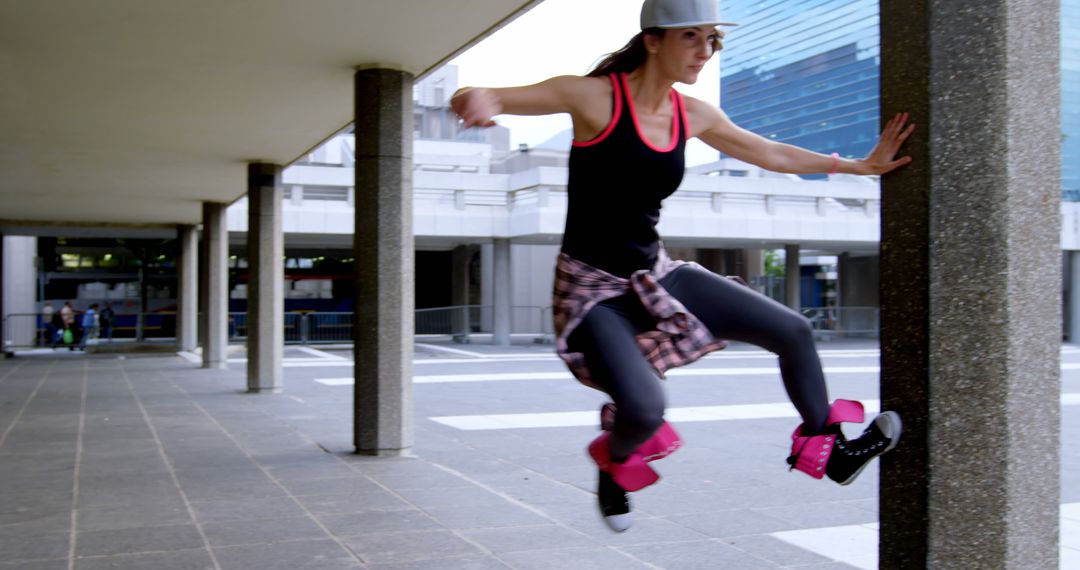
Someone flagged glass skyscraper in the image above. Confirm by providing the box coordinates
[720,0,1077,196]
[1065,0,1079,198]
[718,0,880,164]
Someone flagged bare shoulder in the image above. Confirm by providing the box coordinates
[678,93,728,138]
[546,75,612,104]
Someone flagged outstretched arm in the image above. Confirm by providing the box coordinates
[451,76,601,129]
[685,96,915,175]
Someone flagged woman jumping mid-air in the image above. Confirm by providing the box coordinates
[452,0,912,532]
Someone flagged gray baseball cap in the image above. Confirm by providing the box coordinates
[640,0,737,29]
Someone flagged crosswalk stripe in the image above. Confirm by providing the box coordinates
[771,503,1080,569]
[426,401,883,431]
[427,395,1080,431]
[314,366,878,386]
[314,362,1080,386]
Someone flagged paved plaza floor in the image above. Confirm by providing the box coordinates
[1,340,1077,569]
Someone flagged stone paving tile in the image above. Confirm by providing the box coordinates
[422,504,551,529]
[488,478,593,506]
[0,559,69,569]
[201,516,328,547]
[620,538,783,569]
[570,515,713,546]
[341,530,486,564]
[213,539,361,569]
[77,501,192,532]
[189,496,308,523]
[279,475,386,497]
[367,556,511,569]
[459,524,601,554]
[320,509,444,536]
[630,484,747,517]
[177,479,287,503]
[724,534,836,567]
[666,509,803,539]
[261,461,357,482]
[365,467,479,492]
[499,546,655,570]
[756,501,877,529]
[0,529,71,562]
[74,548,215,569]
[393,485,513,510]
[75,523,205,557]
[296,490,413,515]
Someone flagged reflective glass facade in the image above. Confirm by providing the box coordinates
[1065,0,1079,198]
[719,0,880,163]
[721,0,1077,197]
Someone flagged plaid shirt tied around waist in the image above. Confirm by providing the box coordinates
[552,250,731,390]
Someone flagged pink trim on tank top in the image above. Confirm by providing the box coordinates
[572,74,624,148]
[676,91,691,140]
[619,72,680,153]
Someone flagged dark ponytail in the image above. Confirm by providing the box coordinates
[587,28,665,77]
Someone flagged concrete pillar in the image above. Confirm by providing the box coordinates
[202,202,229,370]
[1,236,37,350]
[0,233,5,356]
[784,244,800,311]
[451,244,471,338]
[246,163,284,393]
[493,238,511,346]
[740,248,764,284]
[353,68,414,455]
[1069,251,1080,343]
[176,225,198,352]
[880,1,1061,567]
[198,225,208,349]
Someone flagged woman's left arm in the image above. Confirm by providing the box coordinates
[687,96,915,175]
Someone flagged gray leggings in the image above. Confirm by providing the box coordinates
[568,265,830,462]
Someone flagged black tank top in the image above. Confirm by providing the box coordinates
[561,73,688,278]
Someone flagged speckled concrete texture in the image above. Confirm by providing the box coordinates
[246,163,284,393]
[880,1,1061,568]
[353,69,415,455]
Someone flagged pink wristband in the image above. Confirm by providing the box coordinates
[829,152,840,175]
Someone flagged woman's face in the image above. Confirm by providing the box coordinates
[649,26,723,84]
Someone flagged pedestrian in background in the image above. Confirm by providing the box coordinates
[41,301,55,347]
[60,301,75,351]
[99,303,115,342]
[79,304,99,350]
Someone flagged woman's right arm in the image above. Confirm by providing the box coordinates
[450,75,602,129]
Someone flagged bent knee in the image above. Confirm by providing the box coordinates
[772,313,815,352]
[615,398,666,435]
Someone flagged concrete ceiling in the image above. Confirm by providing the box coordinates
[0,0,539,232]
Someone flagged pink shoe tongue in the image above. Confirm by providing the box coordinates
[611,455,660,491]
[634,421,682,461]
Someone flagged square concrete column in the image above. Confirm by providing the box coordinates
[451,244,472,339]
[880,1,1061,567]
[1069,251,1080,342]
[176,225,198,352]
[740,248,764,284]
[1,236,37,351]
[202,202,229,370]
[198,225,209,349]
[0,233,5,356]
[784,244,800,310]
[493,238,511,346]
[246,163,284,393]
[353,68,414,455]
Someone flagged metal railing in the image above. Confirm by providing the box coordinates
[1,312,180,349]
[801,306,880,339]
[5,304,877,350]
